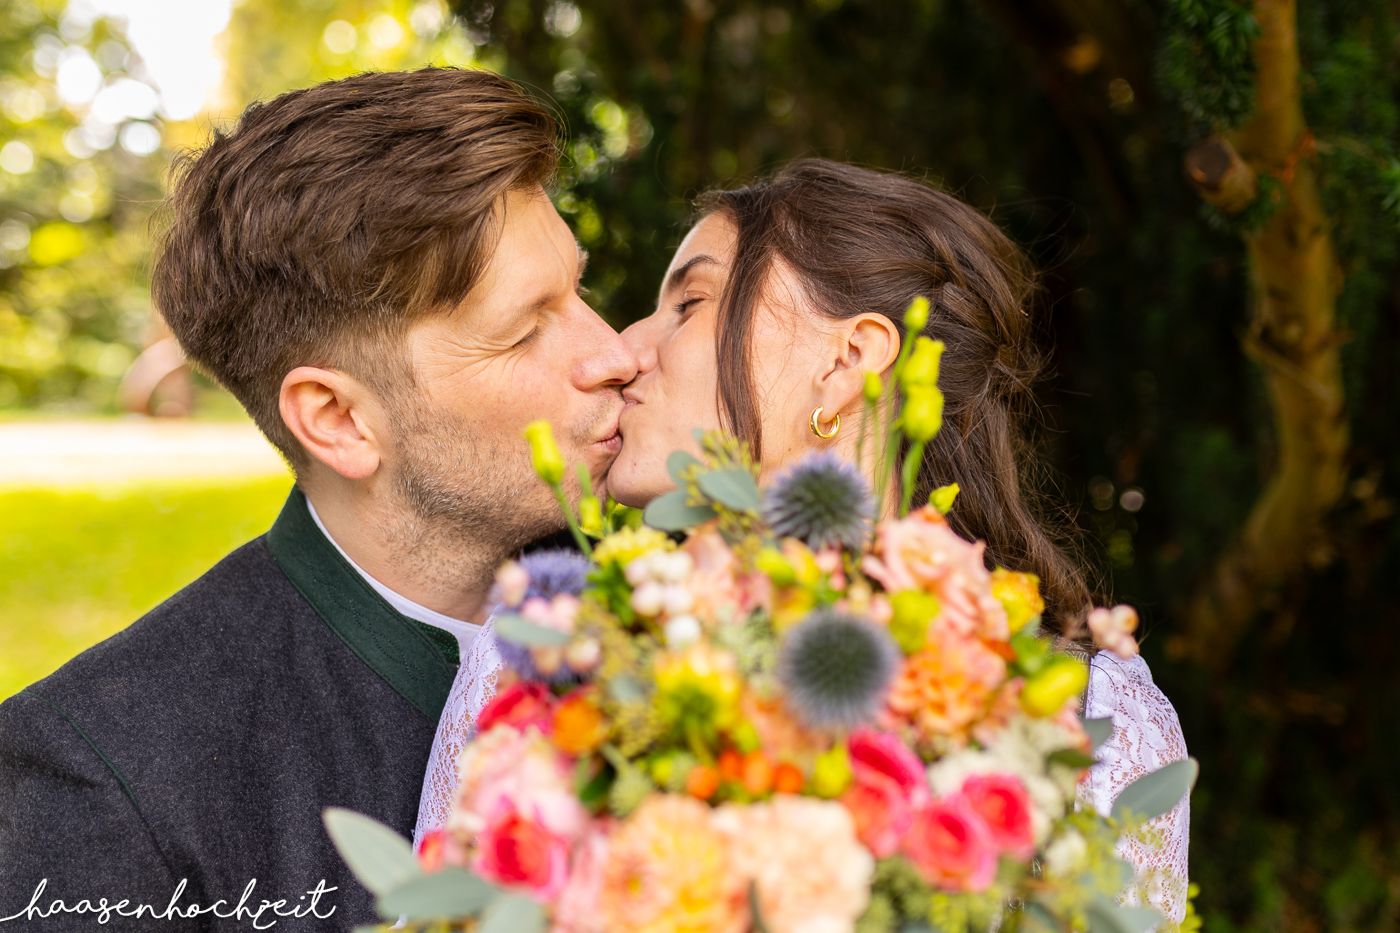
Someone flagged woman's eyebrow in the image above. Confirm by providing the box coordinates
[664,254,719,293]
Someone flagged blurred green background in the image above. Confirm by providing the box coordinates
[1,0,1397,929]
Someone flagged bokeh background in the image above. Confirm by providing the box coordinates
[1,0,1396,928]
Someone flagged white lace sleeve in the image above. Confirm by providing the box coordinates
[1080,651,1191,925]
[413,618,503,852]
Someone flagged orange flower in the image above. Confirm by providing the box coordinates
[552,690,608,756]
[598,795,746,933]
[886,627,1007,746]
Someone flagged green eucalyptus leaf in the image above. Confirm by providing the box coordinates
[479,891,547,933]
[1112,757,1199,824]
[376,866,497,920]
[1085,896,1163,933]
[644,488,717,531]
[1082,716,1115,751]
[1047,747,1099,769]
[607,674,647,702]
[666,449,703,483]
[321,808,421,899]
[494,613,570,647]
[697,466,762,511]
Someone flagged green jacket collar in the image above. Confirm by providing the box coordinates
[265,487,459,722]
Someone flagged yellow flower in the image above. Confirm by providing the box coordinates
[863,371,884,403]
[652,644,742,743]
[901,385,944,442]
[930,482,960,515]
[523,420,565,485]
[593,526,675,568]
[598,795,746,933]
[904,294,931,332]
[1021,656,1088,717]
[579,495,605,538]
[990,567,1046,632]
[901,336,945,389]
[889,589,941,654]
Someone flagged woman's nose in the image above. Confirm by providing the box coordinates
[620,316,660,374]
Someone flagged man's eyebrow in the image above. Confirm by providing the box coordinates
[664,254,719,293]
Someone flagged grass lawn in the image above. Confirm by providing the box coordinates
[0,476,293,700]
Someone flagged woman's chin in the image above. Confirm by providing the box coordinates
[602,448,664,509]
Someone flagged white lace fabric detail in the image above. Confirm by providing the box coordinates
[1080,651,1191,925]
[414,617,504,852]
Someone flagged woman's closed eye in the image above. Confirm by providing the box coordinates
[674,295,705,317]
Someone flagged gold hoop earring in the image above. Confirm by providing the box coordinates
[810,406,841,440]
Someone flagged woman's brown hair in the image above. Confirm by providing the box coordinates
[698,158,1102,637]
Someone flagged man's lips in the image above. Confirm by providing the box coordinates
[594,407,625,454]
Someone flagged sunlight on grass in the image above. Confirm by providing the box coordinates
[0,476,293,700]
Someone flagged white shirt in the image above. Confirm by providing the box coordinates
[304,497,481,656]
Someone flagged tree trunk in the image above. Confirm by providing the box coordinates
[1173,0,1348,668]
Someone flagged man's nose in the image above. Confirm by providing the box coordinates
[574,302,640,388]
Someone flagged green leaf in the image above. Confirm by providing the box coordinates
[321,808,422,899]
[607,674,647,702]
[1112,757,1199,823]
[1082,716,1114,750]
[493,613,570,647]
[1047,747,1098,769]
[644,488,717,531]
[377,866,498,920]
[698,467,762,511]
[666,449,703,484]
[1021,900,1064,932]
[1085,896,1163,933]
[480,892,546,933]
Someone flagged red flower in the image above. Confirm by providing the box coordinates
[961,774,1035,859]
[902,795,997,892]
[472,801,571,900]
[476,682,556,734]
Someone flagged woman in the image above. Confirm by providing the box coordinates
[419,159,1190,922]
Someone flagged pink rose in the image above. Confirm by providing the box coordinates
[840,730,930,857]
[848,729,930,807]
[862,507,1009,642]
[841,775,911,858]
[477,682,556,734]
[473,800,573,901]
[961,774,1035,860]
[901,795,998,892]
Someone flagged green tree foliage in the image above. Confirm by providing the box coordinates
[0,0,164,408]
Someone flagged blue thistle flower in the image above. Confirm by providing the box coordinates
[777,609,899,730]
[491,549,589,685]
[762,451,874,550]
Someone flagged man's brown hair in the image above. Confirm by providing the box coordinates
[151,67,560,469]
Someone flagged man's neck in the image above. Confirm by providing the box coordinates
[302,485,501,624]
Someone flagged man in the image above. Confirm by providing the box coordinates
[0,68,635,929]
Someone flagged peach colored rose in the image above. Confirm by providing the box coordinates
[863,506,1009,643]
[597,795,746,933]
[551,828,611,933]
[886,626,1007,746]
[715,796,873,933]
[961,774,1035,859]
[902,794,998,892]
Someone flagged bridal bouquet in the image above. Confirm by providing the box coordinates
[326,299,1197,932]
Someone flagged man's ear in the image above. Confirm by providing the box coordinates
[817,312,902,412]
[278,367,384,481]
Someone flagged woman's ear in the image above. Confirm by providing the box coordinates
[817,312,902,412]
[279,367,385,481]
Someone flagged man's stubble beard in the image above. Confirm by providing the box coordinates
[387,403,567,586]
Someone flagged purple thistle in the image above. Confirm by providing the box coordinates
[777,609,899,730]
[762,451,874,551]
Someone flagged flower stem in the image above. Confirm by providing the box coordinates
[552,484,593,556]
[900,439,926,516]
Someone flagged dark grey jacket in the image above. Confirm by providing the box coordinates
[0,489,460,930]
